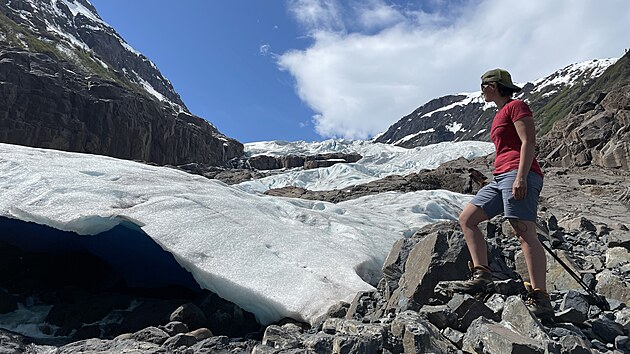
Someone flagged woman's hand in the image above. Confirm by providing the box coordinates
[512,176,527,199]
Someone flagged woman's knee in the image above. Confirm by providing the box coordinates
[509,219,537,240]
[459,204,486,229]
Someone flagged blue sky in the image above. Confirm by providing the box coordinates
[89,0,630,143]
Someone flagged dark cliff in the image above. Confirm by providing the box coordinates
[0,0,243,165]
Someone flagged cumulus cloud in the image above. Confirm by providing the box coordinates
[287,0,345,34]
[354,1,405,31]
[280,0,630,139]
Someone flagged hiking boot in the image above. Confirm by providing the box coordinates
[525,288,555,323]
[449,262,495,295]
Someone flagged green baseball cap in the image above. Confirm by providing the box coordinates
[481,68,521,92]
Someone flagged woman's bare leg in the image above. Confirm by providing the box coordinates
[459,203,490,267]
[509,219,547,290]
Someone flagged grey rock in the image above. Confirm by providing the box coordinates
[303,332,334,354]
[159,321,189,336]
[187,328,213,341]
[247,155,285,170]
[558,335,593,354]
[195,292,260,338]
[390,310,458,354]
[596,269,630,304]
[381,238,421,293]
[162,333,198,350]
[500,296,552,344]
[115,326,170,345]
[517,248,584,292]
[170,303,207,330]
[591,315,625,343]
[328,318,385,340]
[606,247,630,269]
[615,307,630,335]
[616,335,630,352]
[118,300,186,335]
[560,290,590,320]
[387,227,470,312]
[316,319,385,354]
[261,324,303,350]
[555,308,588,325]
[462,317,545,354]
[0,329,27,354]
[493,278,526,297]
[345,290,378,320]
[58,338,166,354]
[558,217,598,233]
[331,335,381,354]
[324,301,350,319]
[484,293,506,317]
[322,318,342,335]
[418,304,456,329]
[550,323,588,340]
[441,327,464,349]
[191,336,256,354]
[447,294,498,331]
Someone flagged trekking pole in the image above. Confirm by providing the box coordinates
[535,222,610,311]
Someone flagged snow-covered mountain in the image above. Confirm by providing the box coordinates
[0,0,243,166]
[375,58,617,148]
[1,0,183,110]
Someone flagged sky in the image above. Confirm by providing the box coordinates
[0,141,491,329]
[88,0,630,143]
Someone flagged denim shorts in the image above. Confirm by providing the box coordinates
[470,170,543,222]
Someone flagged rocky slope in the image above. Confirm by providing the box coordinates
[538,52,630,171]
[0,0,243,165]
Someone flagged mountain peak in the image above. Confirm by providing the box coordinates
[374,57,619,148]
[1,0,185,111]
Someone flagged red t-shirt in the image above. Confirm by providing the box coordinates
[490,100,543,177]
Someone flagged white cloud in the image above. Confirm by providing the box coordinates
[281,0,630,139]
[287,0,346,34]
[354,1,405,31]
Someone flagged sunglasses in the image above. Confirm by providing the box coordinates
[481,82,495,90]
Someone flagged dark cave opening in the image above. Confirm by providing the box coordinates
[0,217,260,345]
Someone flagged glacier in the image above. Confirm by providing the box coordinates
[0,140,493,325]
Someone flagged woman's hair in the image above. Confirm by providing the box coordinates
[496,82,516,97]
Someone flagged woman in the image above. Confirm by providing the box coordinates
[454,68,552,321]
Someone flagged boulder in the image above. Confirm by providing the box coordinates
[114,326,170,345]
[596,269,630,304]
[169,303,207,330]
[390,310,458,354]
[386,228,470,312]
[462,317,546,354]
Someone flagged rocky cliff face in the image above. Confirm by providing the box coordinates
[539,52,630,171]
[375,58,617,149]
[0,0,243,165]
